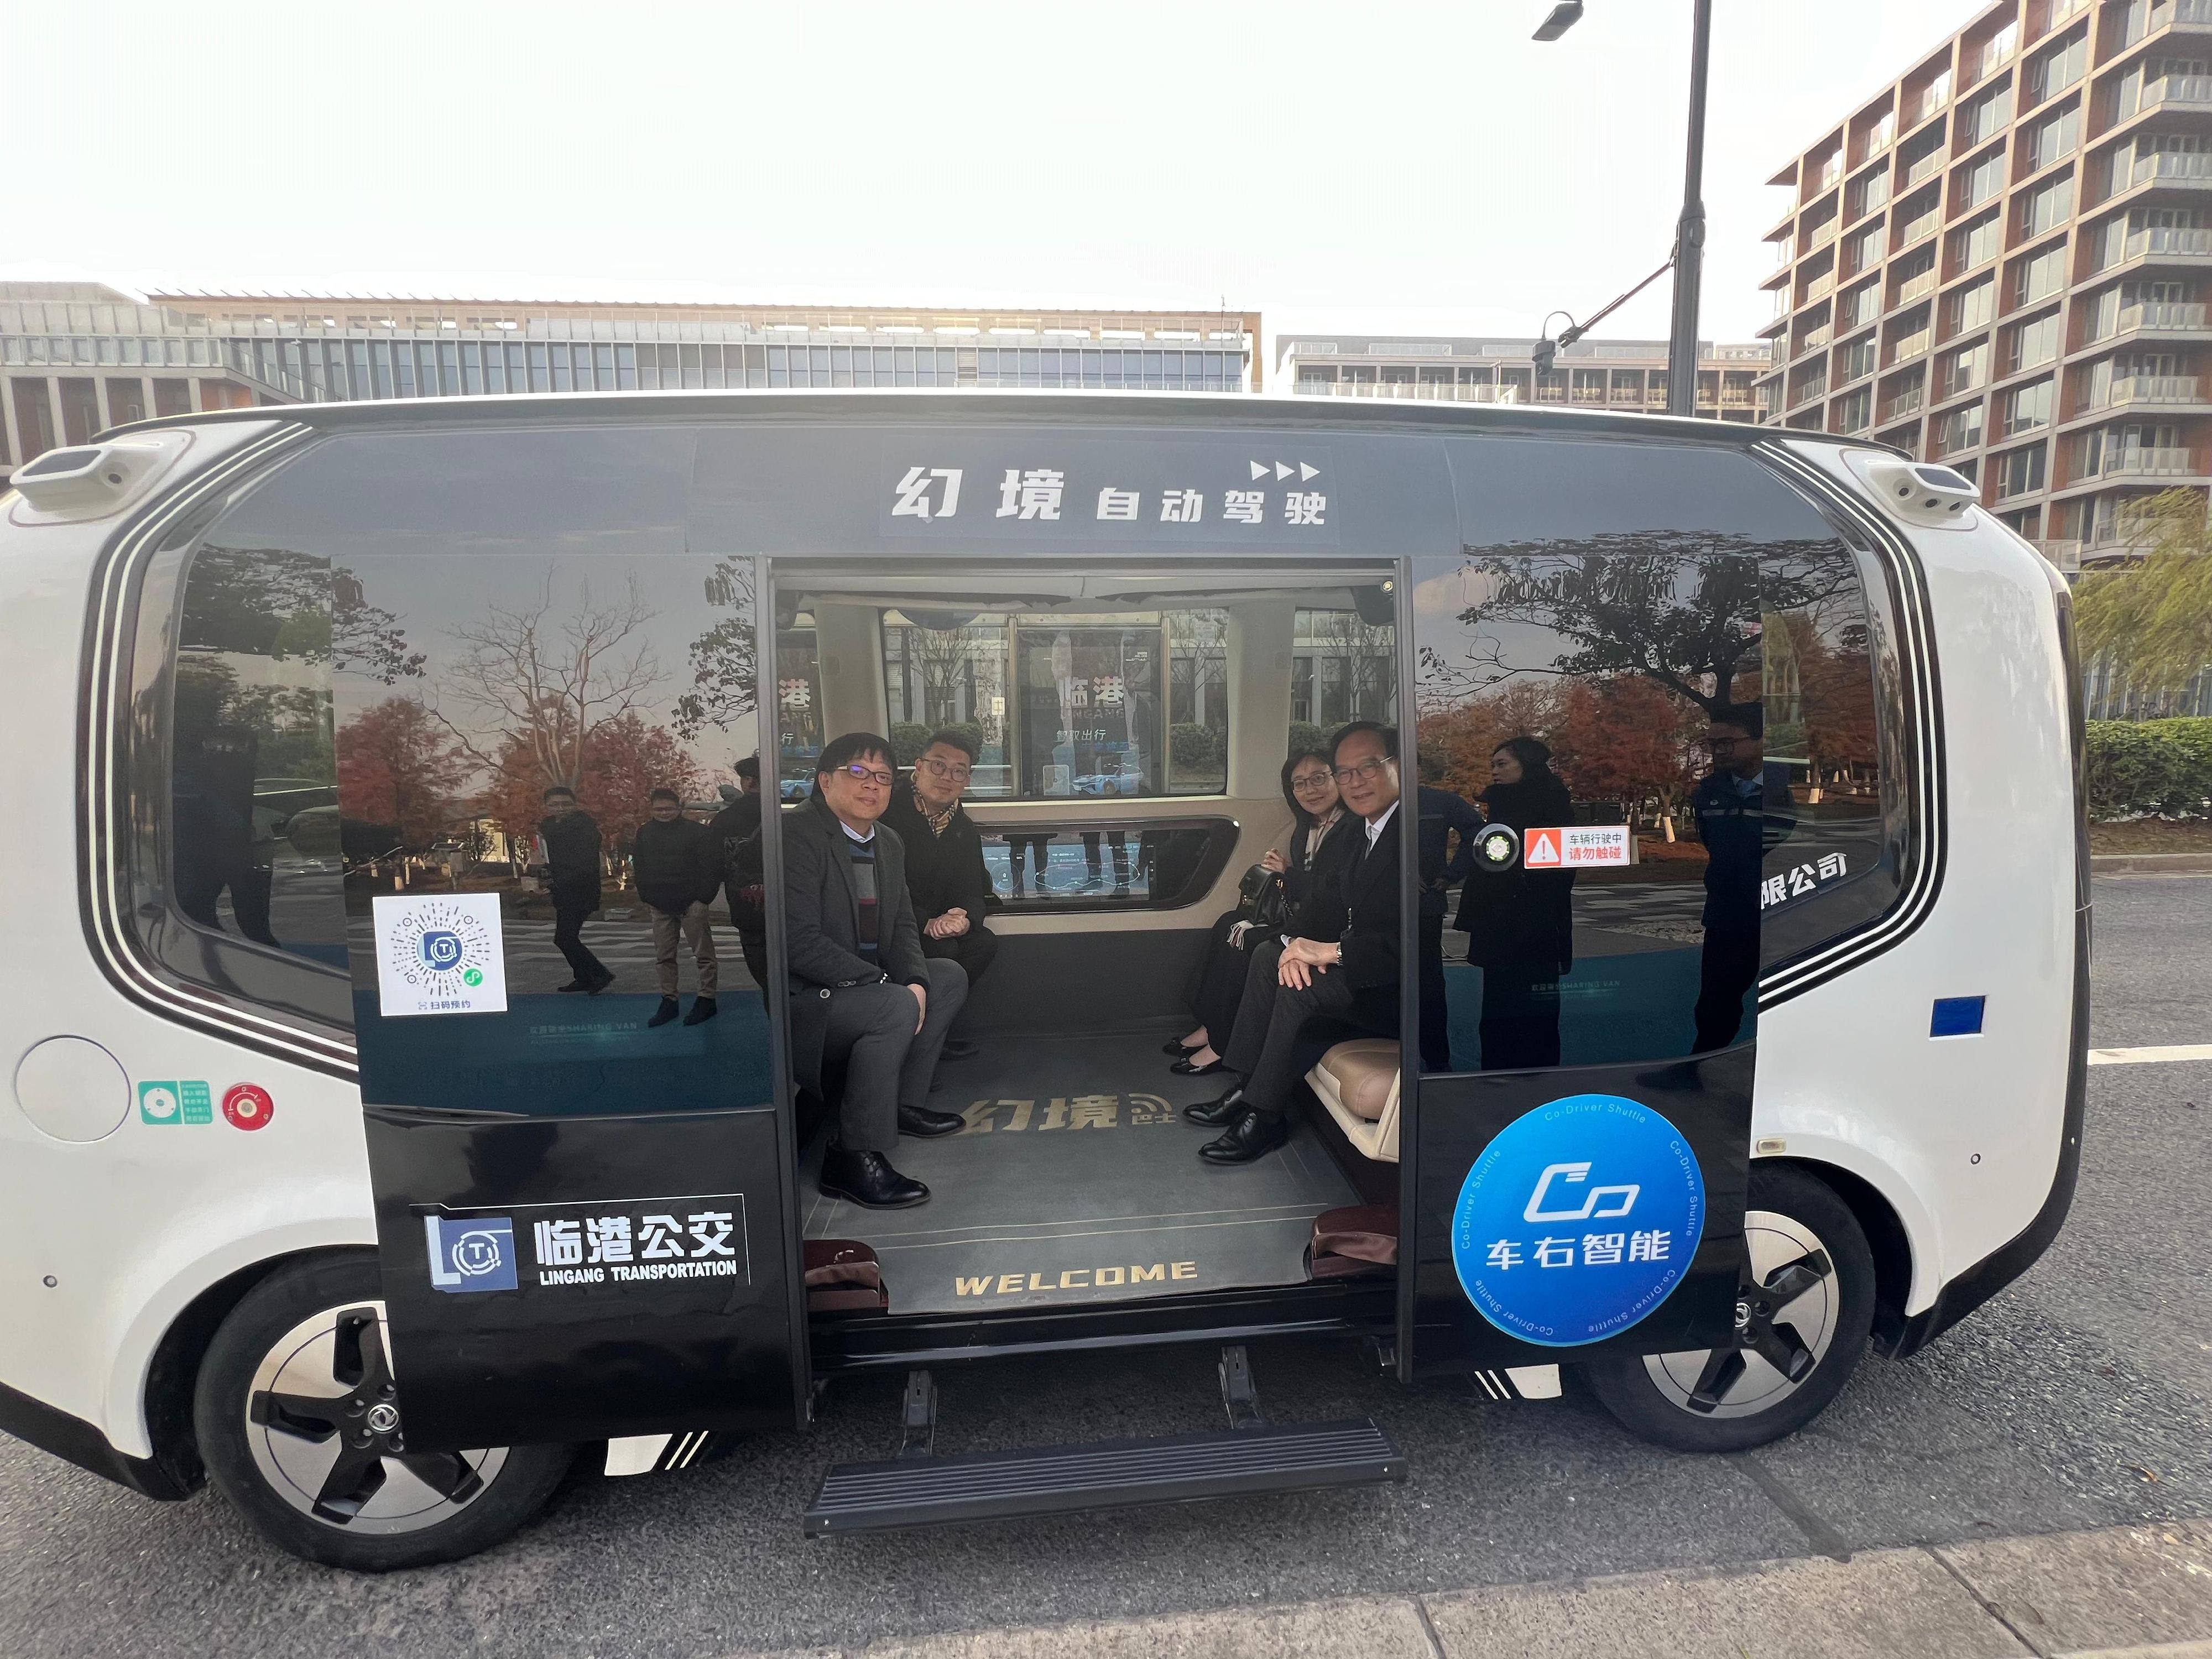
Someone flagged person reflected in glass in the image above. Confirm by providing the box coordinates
[785,733,968,1209]
[633,786,719,1029]
[707,757,768,988]
[1691,705,1791,1052]
[1082,830,1131,895]
[881,730,997,1060]
[1004,831,1053,898]
[1457,737,1574,1070]
[1416,753,1484,1071]
[537,784,612,994]
[1187,723,1403,1165]
[1169,749,1355,1077]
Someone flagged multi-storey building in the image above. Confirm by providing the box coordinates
[1756,0,2212,573]
[1,283,1260,483]
[1277,334,1768,420]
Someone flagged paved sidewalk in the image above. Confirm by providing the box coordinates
[735,1520,2212,1659]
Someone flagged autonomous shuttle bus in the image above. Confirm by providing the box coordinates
[0,393,2086,1569]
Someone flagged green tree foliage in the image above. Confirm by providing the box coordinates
[2074,491,2212,700]
[2083,717,2212,819]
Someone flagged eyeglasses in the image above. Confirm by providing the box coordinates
[838,764,895,787]
[1705,735,1746,751]
[1331,757,1396,784]
[917,757,973,781]
[1291,773,1335,792]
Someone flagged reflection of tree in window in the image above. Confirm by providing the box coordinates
[671,556,758,744]
[172,545,421,957]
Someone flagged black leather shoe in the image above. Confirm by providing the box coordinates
[1183,1086,1248,1126]
[682,997,717,1026]
[586,968,616,995]
[898,1104,966,1138]
[1170,1053,1224,1077]
[1162,1038,1202,1057]
[1199,1108,1290,1165]
[556,979,589,993]
[819,1146,929,1208]
[646,996,681,1028]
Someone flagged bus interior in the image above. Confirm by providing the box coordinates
[775,563,1404,1319]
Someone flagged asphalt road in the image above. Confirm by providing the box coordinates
[3,875,2209,1658]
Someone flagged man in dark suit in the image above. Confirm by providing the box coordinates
[1187,722,1404,1164]
[538,785,612,993]
[785,732,968,1208]
[880,728,997,1060]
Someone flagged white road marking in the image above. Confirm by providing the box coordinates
[2088,1044,2212,1066]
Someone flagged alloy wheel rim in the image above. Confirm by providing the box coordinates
[1640,1209,1841,1420]
[244,1300,508,1533]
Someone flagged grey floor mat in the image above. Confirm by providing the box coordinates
[800,1032,1363,1316]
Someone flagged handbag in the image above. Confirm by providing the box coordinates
[1235,863,1293,931]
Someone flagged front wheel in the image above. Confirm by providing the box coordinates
[1580,1165,1875,1454]
[193,1253,573,1571]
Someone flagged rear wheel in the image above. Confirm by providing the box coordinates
[192,1253,572,1571]
[1581,1166,1875,1453]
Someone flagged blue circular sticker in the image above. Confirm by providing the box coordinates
[1450,1093,1704,1347]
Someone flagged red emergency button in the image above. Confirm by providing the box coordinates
[222,1083,274,1131]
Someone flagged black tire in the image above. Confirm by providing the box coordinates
[192,1252,573,1571]
[1580,1165,1875,1454]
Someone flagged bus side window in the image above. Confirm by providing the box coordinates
[1759,542,1909,967]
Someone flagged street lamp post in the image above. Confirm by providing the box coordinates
[1534,0,1715,418]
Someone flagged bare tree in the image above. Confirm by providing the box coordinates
[432,570,665,790]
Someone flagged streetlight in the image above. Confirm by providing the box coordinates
[1533,0,1714,419]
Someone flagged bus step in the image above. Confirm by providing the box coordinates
[802,1418,1406,1536]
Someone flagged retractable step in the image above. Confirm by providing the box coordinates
[801,1348,1405,1536]
[804,1418,1405,1535]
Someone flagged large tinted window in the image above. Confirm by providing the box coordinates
[1413,437,1908,1074]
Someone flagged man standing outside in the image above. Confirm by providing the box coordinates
[633,786,719,1029]
[881,729,997,1060]
[538,784,612,994]
[1186,722,1403,1164]
[786,732,968,1208]
[1690,703,1791,1052]
[707,756,768,988]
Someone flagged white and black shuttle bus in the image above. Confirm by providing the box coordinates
[0,392,2086,1568]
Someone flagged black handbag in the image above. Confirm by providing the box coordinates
[1236,863,1293,930]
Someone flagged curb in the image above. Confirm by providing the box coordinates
[2091,853,2212,873]
[732,1519,2212,1659]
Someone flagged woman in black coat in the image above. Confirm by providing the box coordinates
[1455,735,1576,1070]
[1168,750,1358,1076]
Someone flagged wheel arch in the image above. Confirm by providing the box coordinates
[1762,1156,1914,1356]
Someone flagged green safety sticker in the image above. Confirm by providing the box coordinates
[139,1081,214,1125]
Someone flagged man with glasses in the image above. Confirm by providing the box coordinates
[882,729,997,1061]
[1187,722,1404,1165]
[786,732,968,1208]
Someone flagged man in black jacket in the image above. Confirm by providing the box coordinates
[880,730,997,1058]
[1188,722,1404,1164]
[786,732,968,1208]
[706,758,768,987]
[633,787,719,1028]
[538,785,612,994]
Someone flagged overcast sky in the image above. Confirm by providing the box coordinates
[7,0,1990,356]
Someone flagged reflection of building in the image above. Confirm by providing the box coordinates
[1277,333,1768,420]
[2,281,1261,482]
[1291,608,1397,727]
[1754,0,2212,575]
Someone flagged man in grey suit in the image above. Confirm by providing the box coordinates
[786,731,968,1208]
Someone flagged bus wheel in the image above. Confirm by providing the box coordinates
[1580,1166,1875,1454]
[192,1253,573,1571]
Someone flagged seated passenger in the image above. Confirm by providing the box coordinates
[632,785,719,1028]
[1168,749,1355,1077]
[785,732,968,1208]
[879,729,997,1060]
[1186,722,1404,1165]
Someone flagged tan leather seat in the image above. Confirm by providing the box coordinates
[805,1239,888,1313]
[1307,1039,1400,1162]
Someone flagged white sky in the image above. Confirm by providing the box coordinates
[6,0,1991,356]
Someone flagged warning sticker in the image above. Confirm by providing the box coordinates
[1524,826,1631,869]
